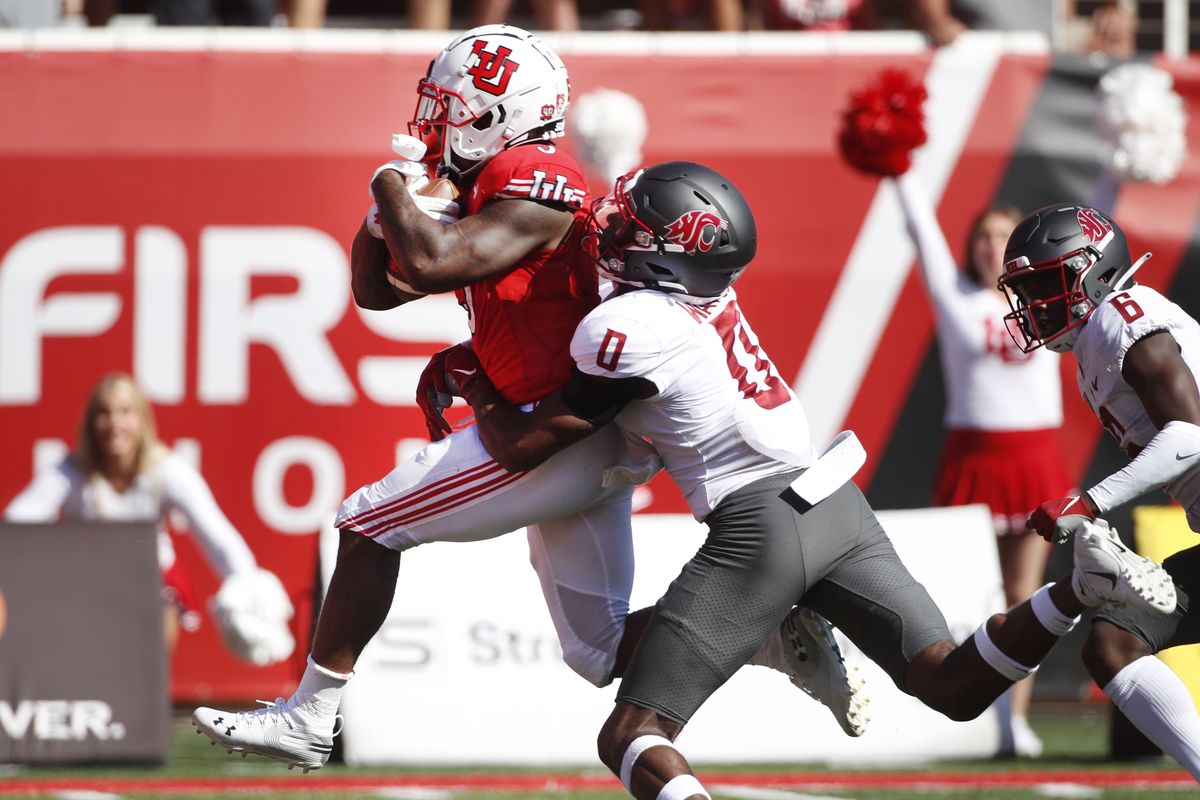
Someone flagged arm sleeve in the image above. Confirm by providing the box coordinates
[893,172,975,342]
[560,367,653,425]
[4,462,73,521]
[161,456,257,579]
[1088,420,1200,513]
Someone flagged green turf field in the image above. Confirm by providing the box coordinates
[0,705,1193,799]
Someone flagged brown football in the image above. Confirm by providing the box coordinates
[418,178,460,200]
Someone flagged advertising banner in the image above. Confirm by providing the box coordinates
[326,505,1008,764]
[0,522,169,764]
[2,30,1200,703]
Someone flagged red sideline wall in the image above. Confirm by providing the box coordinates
[2,32,1200,703]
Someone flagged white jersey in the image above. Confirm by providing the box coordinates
[896,173,1062,431]
[4,452,256,579]
[571,288,816,520]
[1074,284,1200,521]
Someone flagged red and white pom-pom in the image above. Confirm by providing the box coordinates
[837,69,928,178]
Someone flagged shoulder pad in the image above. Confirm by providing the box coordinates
[468,142,589,213]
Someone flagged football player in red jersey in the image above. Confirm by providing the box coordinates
[193,25,862,771]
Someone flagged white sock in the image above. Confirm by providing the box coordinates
[1104,655,1200,781]
[295,655,351,714]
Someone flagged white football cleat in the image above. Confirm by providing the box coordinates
[1072,521,1177,615]
[752,607,869,737]
[192,695,340,773]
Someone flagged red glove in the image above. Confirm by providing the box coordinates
[441,343,488,403]
[1028,496,1097,544]
[414,344,490,442]
[415,349,454,441]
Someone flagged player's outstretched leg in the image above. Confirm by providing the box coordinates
[193,671,345,773]
[193,530,398,771]
[1071,521,1177,614]
[598,703,710,800]
[749,607,869,737]
[907,519,1176,723]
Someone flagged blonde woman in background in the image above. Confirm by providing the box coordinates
[5,373,293,666]
[893,176,1074,757]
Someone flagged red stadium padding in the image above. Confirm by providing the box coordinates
[3,33,1200,704]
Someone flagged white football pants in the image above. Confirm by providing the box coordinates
[335,422,658,686]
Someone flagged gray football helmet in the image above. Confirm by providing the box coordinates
[998,203,1148,353]
[584,161,757,299]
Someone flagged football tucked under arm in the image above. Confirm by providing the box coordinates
[369,178,462,299]
[210,568,296,666]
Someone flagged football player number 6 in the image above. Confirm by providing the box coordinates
[1110,292,1144,324]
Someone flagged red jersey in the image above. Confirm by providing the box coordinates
[457,142,599,404]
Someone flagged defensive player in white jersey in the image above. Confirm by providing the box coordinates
[999,203,1200,780]
[894,175,1072,755]
[5,373,293,665]
[446,162,1179,798]
[192,26,860,772]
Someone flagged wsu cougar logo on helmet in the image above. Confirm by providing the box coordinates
[1077,208,1112,244]
[664,211,727,254]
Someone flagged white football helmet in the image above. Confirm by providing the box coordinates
[410,24,570,179]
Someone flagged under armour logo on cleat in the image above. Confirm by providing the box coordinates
[224,725,236,736]
[786,633,809,661]
[1085,570,1118,589]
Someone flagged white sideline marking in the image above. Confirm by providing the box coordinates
[55,792,124,800]
[1033,784,1104,798]
[794,38,1002,447]
[372,789,453,800]
[712,786,850,800]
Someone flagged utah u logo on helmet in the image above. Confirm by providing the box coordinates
[665,211,727,254]
[467,40,520,96]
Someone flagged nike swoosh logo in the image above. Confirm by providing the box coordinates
[452,368,477,377]
[1085,570,1118,589]
[1177,451,1200,460]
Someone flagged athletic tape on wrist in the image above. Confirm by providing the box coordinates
[620,734,675,793]
[972,625,1037,683]
[657,774,710,800]
[1029,583,1080,637]
[385,271,429,296]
